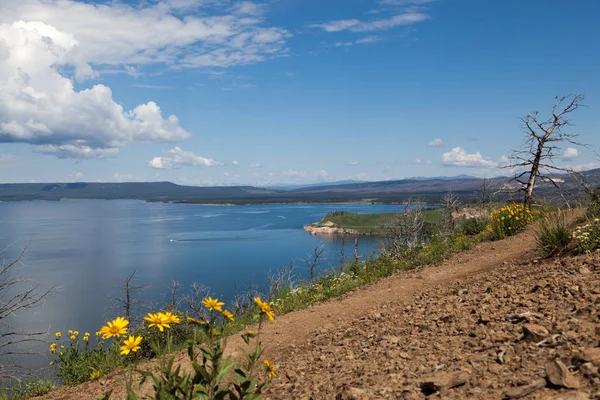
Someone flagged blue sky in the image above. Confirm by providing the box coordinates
[0,0,599,185]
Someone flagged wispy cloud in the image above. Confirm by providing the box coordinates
[311,13,428,33]
[335,35,380,47]
[428,138,444,147]
[346,161,359,166]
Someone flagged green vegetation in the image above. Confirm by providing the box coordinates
[317,209,442,234]
[535,211,572,257]
[0,379,55,400]
[485,203,534,240]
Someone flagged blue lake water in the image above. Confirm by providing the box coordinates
[0,200,403,373]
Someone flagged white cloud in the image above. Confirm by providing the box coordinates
[567,161,600,172]
[34,145,119,159]
[428,138,444,147]
[232,160,240,165]
[231,1,266,16]
[70,171,84,181]
[317,169,328,179]
[414,158,431,164]
[0,20,191,158]
[249,163,262,168]
[0,0,290,69]
[0,0,292,158]
[310,13,428,33]
[346,161,359,166]
[442,147,497,168]
[335,35,380,47]
[148,147,223,169]
[562,147,579,160]
[281,169,305,178]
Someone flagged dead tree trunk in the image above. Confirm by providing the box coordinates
[504,94,585,209]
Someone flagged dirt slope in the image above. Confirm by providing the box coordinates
[41,216,600,399]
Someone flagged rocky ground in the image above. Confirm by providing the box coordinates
[265,252,600,399]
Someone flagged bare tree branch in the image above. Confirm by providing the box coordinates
[502,94,585,207]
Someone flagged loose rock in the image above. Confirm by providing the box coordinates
[502,378,546,399]
[420,371,469,395]
[546,359,581,389]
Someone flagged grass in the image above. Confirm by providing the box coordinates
[535,211,572,257]
[316,209,443,234]
[0,379,55,400]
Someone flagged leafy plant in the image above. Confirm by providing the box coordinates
[535,211,571,256]
[118,297,275,399]
[0,379,55,400]
[458,216,489,236]
[486,203,533,240]
[572,218,600,254]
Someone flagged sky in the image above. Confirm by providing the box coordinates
[0,0,599,186]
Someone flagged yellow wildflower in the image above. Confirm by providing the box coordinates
[202,297,224,312]
[50,343,56,353]
[73,331,79,337]
[144,313,170,331]
[162,312,181,325]
[49,361,54,366]
[99,317,129,339]
[254,297,275,321]
[120,335,143,355]
[90,370,101,381]
[70,335,76,340]
[67,330,73,335]
[220,309,235,322]
[187,317,206,325]
[55,332,61,339]
[264,359,276,378]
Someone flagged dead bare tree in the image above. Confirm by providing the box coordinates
[504,94,585,208]
[168,280,183,310]
[109,270,148,322]
[303,244,326,284]
[183,282,212,319]
[1,243,55,384]
[266,261,297,301]
[338,236,346,273]
[479,178,499,207]
[382,199,426,249]
[441,190,461,235]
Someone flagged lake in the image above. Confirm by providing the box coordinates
[0,200,403,373]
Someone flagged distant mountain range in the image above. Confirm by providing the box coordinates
[1,169,598,204]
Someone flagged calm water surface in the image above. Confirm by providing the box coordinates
[0,200,402,372]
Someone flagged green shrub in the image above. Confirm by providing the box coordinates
[486,203,533,240]
[586,188,600,219]
[0,379,55,400]
[452,234,475,251]
[50,330,123,386]
[458,216,489,236]
[573,217,600,254]
[535,211,571,256]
